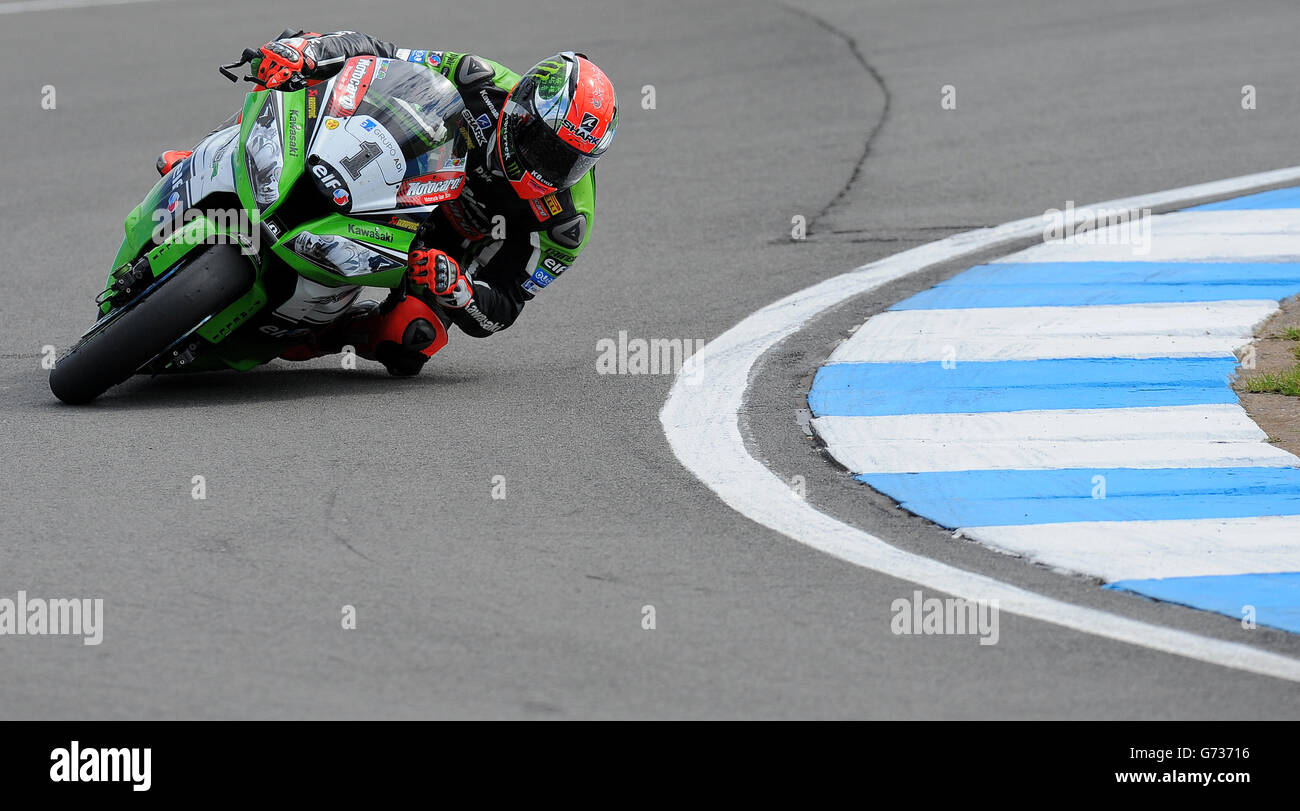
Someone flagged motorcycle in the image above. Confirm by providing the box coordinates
[49,54,470,404]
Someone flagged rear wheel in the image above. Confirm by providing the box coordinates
[50,244,253,404]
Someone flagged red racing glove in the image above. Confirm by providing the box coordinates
[253,34,320,90]
[409,248,474,309]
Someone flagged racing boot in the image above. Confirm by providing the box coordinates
[353,295,448,377]
[279,297,447,376]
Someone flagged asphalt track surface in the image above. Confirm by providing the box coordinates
[2,0,1299,719]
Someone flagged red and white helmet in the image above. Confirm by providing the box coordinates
[496,52,618,199]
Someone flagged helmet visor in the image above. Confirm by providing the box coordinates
[508,108,599,190]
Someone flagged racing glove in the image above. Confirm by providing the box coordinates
[251,32,322,91]
[409,248,474,310]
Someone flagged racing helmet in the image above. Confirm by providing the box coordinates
[496,52,618,199]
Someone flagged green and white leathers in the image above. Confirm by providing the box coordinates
[283,32,601,337]
[50,56,470,403]
[390,46,599,336]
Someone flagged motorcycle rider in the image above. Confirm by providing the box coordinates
[158,31,618,375]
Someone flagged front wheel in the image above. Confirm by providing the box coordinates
[50,244,253,404]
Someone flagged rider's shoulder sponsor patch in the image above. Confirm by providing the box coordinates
[530,268,555,288]
[401,49,445,69]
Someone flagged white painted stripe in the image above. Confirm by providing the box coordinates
[811,405,1297,473]
[0,0,161,13]
[817,404,1273,444]
[1004,235,1300,263]
[1143,209,1300,235]
[829,301,1276,363]
[999,209,1300,262]
[660,166,1300,682]
[819,436,1296,475]
[962,517,1300,581]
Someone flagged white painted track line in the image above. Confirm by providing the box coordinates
[811,405,1295,474]
[1148,210,1300,235]
[829,301,1277,363]
[963,517,1300,581]
[660,167,1300,683]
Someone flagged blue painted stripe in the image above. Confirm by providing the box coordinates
[808,357,1239,416]
[925,262,1300,287]
[1184,186,1300,211]
[890,262,1300,310]
[857,468,1300,527]
[1106,572,1300,633]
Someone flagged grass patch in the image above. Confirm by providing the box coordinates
[1244,323,1300,395]
[1245,367,1300,396]
[1283,325,1300,360]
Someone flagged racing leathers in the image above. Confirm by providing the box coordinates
[272,31,597,368]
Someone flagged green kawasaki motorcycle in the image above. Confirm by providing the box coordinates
[50,55,469,404]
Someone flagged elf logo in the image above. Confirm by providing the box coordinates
[311,162,344,190]
[259,324,311,339]
[311,161,352,208]
[50,741,151,792]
